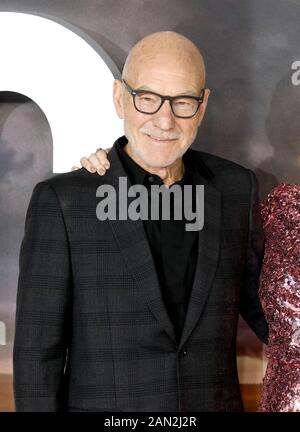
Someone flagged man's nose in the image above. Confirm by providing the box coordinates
[152,100,175,130]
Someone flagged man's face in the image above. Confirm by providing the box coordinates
[114,56,210,170]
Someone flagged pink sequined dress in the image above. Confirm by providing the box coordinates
[259,183,300,412]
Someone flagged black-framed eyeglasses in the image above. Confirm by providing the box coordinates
[122,79,205,119]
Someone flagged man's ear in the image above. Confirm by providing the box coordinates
[113,79,124,119]
[197,88,210,127]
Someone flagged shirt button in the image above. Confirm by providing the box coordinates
[182,349,187,357]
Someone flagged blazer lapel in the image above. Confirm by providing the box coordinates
[104,146,177,343]
[101,144,221,349]
[178,172,221,350]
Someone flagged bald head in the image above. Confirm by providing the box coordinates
[122,31,206,89]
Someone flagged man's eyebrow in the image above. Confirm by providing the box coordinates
[135,85,157,92]
[135,86,200,97]
[177,90,200,96]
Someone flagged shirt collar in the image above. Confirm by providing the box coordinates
[115,136,195,187]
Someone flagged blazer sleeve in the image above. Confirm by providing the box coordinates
[239,170,269,345]
[13,182,72,411]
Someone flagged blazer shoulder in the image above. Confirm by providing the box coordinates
[41,168,102,190]
[190,149,249,174]
[189,149,256,192]
[29,169,103,213]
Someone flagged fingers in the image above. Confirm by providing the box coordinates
[80,147,111,175]
[95,148,110,170]
[90,149,109,175]
[88,153,106,175]
[80,156,97,173]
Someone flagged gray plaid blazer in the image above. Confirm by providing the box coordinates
[13,139,268,412]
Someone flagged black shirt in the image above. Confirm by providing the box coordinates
[115,137,198,342]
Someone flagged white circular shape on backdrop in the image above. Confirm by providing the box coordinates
[0,11,123,172]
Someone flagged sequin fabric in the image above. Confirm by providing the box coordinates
[259,183,300,412]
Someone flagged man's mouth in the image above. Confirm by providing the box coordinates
[144,133,178,142]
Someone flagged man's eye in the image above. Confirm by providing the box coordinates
[174,99,192,107]
[139,94,157,102]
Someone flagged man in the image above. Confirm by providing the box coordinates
[14,31,268,412]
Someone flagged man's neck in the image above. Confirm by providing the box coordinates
[124,143,184,187]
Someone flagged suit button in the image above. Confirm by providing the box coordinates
[182,349,187,356]
[148,176,155,183]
